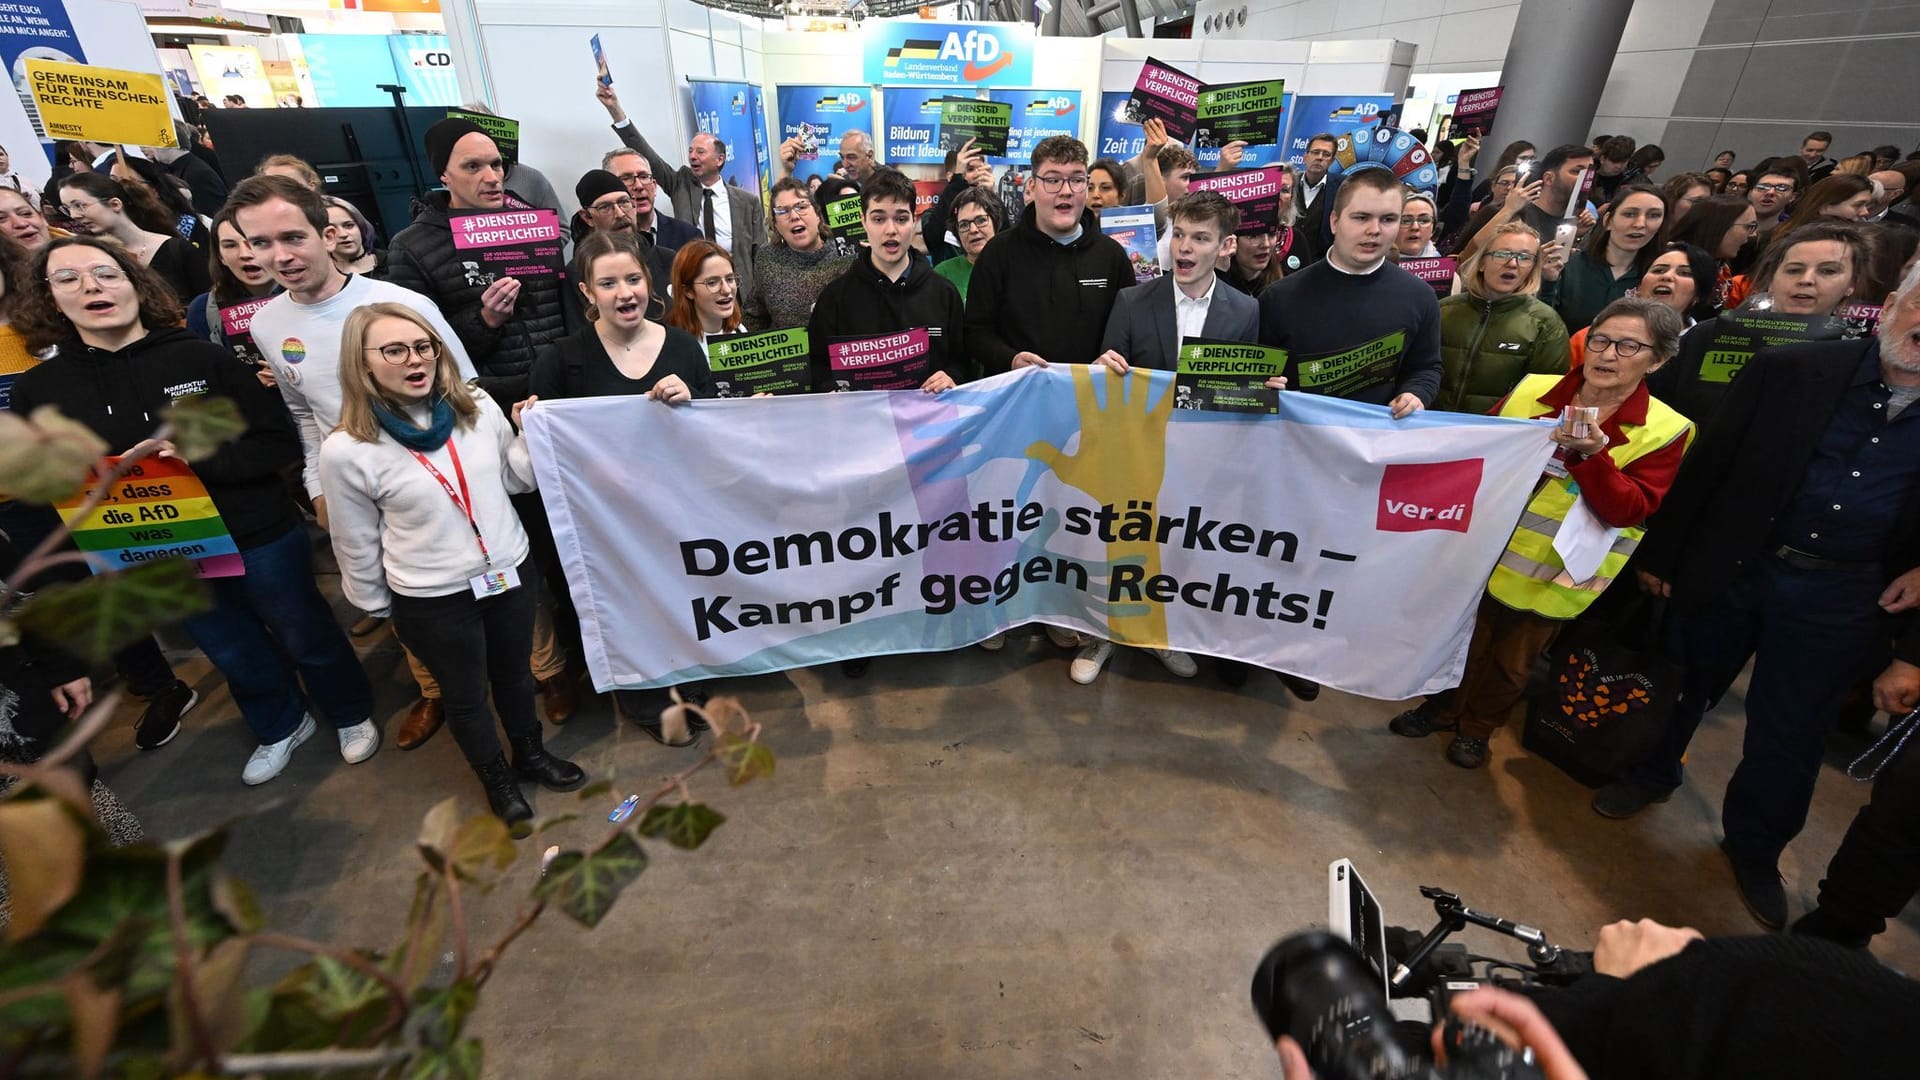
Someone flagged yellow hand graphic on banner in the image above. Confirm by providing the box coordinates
[1026,367,1176,646]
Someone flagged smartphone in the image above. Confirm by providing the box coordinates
[1515,159,1534,178]
[591,34,612,87]
[1553,219,1578,252]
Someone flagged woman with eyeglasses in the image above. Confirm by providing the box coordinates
[11,237,376,785]
[1724,170,1753,199]
[1219,164,1300,295]
[1392,296,1693,769]
[322,302,581,830]
[931,183,1005,302]
[1650,222,1869,426]
[664,239,743,346]
[1395,191,1441,259]
[1668,194,1759,307]
[56,172,210,303]
[1540,184,1669,332]
[1431,221,1570,413]
[745,177,853,331]
[526,233,710,744]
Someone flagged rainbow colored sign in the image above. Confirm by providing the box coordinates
[55,456,244,578]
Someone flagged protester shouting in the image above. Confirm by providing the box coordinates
[746,177,853,332]
[186,209,277,355]
[321,303,584,831]
[1542,184,1669,332]
[1431,221,1571,414]
[57,172,209,303]
[664,240,744,346]
[1570,242,1716,367]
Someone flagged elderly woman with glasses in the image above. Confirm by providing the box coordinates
[1431,221,1571,413]
[1393,295,1695,768]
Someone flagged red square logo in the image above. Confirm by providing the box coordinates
[1376,460,1483,533]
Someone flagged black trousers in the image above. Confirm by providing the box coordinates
[390,561,541,766]
[513,492,583,673]
[1815,728,1920,939]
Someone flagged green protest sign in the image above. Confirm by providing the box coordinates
[1175,339,1287,414]
[1295,330,1406,397]
[1193,79,1284,148]
[706,327,812,397]
[446,108,520,166]
[1697,313,1853,384]
[825,194,867,245]
[938,97,1012,156]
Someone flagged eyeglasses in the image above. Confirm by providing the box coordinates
[47,265,127,290]
[366,339,441,365]
[1487,249,1536,265]
[771,203,813,217]
[1738,220,1761,233]
[955,215,993,232]
[590,197,635,214]
[697,274,739,291]
[1752,182,1793,194]
[1587,334,1651,359]
[1033,174,1089,193]
[615,171,655,185]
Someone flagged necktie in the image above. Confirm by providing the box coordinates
[702,188,717,241]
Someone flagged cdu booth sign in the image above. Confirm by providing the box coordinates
[861,20,1033,88]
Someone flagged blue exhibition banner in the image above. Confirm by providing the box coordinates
[776,84,872,181]
[749,83,771,207]
[691,79,764,194]
[862,20,1033,88]
[985,89,1080,167]
[882,86,952,166]
[1283,95,1394,168]
[295,34,400,107]
[0,0,89,156]
[386,33,461,107]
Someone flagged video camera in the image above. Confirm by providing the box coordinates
[1248,860,1593,1080]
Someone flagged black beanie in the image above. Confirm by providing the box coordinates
[575,169,626,208]
[424,117,490,177]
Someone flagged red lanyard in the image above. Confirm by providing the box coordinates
[409,440,492,567]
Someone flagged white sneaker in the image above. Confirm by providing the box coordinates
[337,719,381,764]
[242,714,317,786]
[1150,648,1199,678]
[1044,624,1083,649]
[1070,639,1115,684]
[978,632,1008,652]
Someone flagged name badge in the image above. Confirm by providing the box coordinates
[470,564,521,598]
[1543,456,1570,479]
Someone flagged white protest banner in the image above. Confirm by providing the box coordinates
[523,368,1556,700]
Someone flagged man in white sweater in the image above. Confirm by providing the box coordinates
[233,175,479,750]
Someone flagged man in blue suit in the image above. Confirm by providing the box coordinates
[1070,191,1265,686]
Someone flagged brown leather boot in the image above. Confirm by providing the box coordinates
[538,675,578,724]
[394,698,444,751]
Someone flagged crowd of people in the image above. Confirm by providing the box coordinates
[0,85,1917,956]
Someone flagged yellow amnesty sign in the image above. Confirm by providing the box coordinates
[24,60,175,147]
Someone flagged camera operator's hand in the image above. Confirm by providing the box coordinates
[1435,988,1589,1080]
[1594,918,1702,979]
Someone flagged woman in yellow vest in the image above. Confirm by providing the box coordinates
[1392,296,1695,768]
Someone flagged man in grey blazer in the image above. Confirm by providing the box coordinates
[597,82,765,298]
[1094,191,1261,374]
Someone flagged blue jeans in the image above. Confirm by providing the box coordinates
[1627,557,1888,865]
[181,525,373,743]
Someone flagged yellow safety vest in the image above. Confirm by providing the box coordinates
[1486,374,1693,619]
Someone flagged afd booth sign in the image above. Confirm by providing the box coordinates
[862,20,1033,88]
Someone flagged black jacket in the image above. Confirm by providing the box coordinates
[1635,338,1920,661]
[384,191,573,403]
[807,251,966,392]
[8,327,302,551]
[0,539,88,751]
[165,151,229,220]
[964,204,1135,375]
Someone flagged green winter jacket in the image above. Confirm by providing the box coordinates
[1434,292,1572,415]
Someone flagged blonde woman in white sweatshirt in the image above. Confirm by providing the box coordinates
[318,302,582,832]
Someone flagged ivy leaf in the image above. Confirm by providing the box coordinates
[635,802,726,851]
[417,797,516,886]
[412,976,478,1050]
[0,405,108,502]
[405,1037,484,1080]
[208,869,264,935]
[576,778,613,802]
[532,831,648,928]
[0,794,88,941]
[304,954,386,1023]
[160,396,245,462]
[16,559,210,664]
[719,738,777,787]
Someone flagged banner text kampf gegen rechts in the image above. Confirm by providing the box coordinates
[522,368,1556,700]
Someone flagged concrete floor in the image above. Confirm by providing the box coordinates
[93,544,1917,1079]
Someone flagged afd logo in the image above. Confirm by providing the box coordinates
[1376,460,1483,534]
[949,30,1015,81]
[1027,95,1076,117]
[408,49,453,68]
[1326,102,1382,122]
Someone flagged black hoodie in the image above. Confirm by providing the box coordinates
[9,327,302,550]
[807,249,967,392]
[964,203,1135,376]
